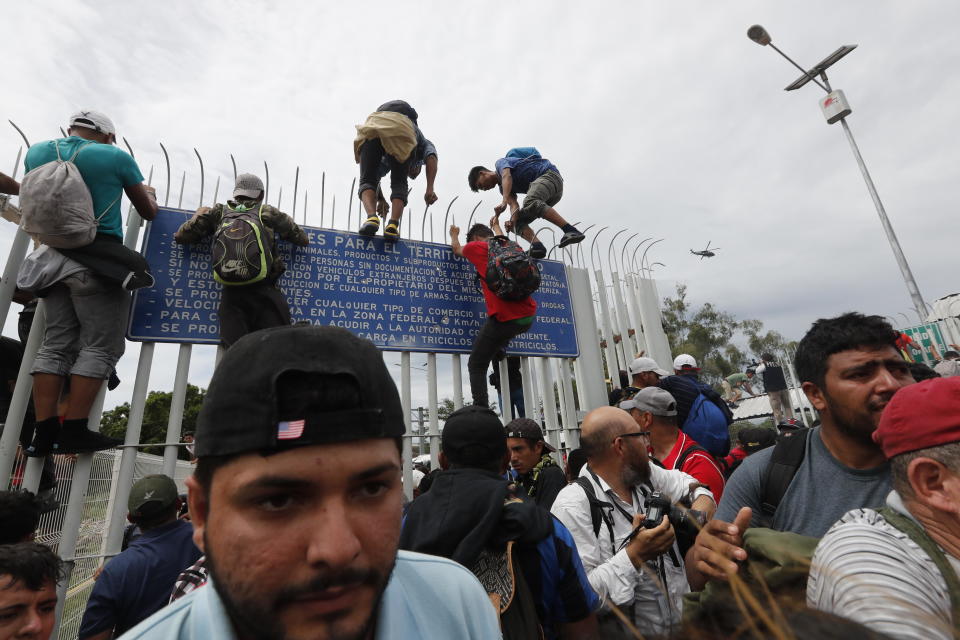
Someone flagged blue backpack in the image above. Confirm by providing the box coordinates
[504,147,541,160]
[683,393,731,458]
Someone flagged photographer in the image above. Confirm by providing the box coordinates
[551,406,715,637]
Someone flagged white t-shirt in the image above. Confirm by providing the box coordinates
[808,490,960,640]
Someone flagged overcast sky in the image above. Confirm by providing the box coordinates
[2,1,958,414]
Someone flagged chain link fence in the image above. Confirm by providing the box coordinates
[7,445,193,640]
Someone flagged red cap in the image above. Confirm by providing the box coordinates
[873,378,960,459]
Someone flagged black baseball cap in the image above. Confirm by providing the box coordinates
[441,406,507,466]
[737,426,777,454]
[505,418,556,453]
[195,325,405,458]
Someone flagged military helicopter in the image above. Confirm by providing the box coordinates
[690,241,720,260]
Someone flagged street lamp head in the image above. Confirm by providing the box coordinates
[747,24,771,46]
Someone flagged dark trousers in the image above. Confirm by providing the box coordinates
[358,137,411,205]
[468,317,533,407]
[219,283,292,348]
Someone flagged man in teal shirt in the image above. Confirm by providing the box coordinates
[22,110,157,457]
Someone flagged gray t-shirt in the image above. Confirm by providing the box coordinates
[716,427,891,537]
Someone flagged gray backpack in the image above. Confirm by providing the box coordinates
[19,140,118,248]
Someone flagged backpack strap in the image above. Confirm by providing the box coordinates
[574,476,615,553]
[67,139,95,163]
[759,428,810,522]
[675,441,711,471]
[878,506,960,633]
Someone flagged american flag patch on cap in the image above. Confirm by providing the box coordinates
[277,419,305,440]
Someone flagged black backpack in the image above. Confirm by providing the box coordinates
[758,428,811,526]
[485,236,541,301]
[212,203,274,285]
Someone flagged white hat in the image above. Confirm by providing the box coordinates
[69,110,116,136]
[233,173,265,200]
[628,357,670,377]
[673,354,699,371]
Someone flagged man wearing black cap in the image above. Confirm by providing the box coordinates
[79,474,200,640]
[122,325,499,640]
[175,173,309,347]
[400,405,600,639]
[506,418,566,509]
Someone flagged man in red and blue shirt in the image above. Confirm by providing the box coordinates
[450,218,536,408]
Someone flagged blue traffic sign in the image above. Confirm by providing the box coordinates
[127,208,580,357]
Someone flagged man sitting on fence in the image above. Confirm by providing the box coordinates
[79,474,201,640]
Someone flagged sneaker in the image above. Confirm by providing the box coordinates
[383,220,401,241]
[55,429,122,454]
[529,245,547,260]
[359,216,380,236]
[558,231,586,248]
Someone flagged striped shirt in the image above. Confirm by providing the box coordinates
[807,490,960,640]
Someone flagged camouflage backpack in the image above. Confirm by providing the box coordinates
[485,236,541,301]
[212,203,274,285]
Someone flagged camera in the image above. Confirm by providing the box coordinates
[642,491,707,539]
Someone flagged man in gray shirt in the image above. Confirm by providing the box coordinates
[686,312,915,589]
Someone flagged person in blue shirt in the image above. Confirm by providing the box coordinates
[22,110,157,458]
[79,474,201,640]
[401,405,600,639]
[468,150,584,259]
[121,325,500,640]
[354,100,438,240]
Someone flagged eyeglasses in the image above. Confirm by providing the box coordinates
[618,431,651,440]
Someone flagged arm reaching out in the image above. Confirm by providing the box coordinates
[685,506,752,590]
[494,168,513,215]
[449,225,463,257]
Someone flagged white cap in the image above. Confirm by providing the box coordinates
[411,469,425,487]
[673,354,699,371]
[233,173,265,200]
[628,357,670,377]
[69,110,116,136]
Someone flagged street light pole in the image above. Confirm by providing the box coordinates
[747,25,930,320]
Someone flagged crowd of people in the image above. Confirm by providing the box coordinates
[2,107,960,639]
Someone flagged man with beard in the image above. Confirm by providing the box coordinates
[551,406,716,637]
[121,325,499,640]
[686,312,914,590]
[401,406,600,639]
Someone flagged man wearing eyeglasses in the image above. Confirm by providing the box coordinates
[551,406,716,637]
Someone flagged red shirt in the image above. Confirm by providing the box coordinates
[462,240,537,321]
[656,431,725,503]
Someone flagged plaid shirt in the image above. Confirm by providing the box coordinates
[169,556,208,603]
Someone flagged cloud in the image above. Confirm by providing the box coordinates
[2,0,958,416]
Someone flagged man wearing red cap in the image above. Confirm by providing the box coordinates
[808,377,960,640]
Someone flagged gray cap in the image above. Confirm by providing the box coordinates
[233,173,265,200]
[628,357,670,377]
[69,110,116,136]
[620,387,678,417]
